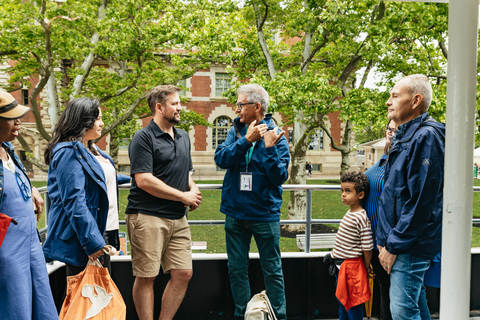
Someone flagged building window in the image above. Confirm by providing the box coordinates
[288,130,293,144]
[308,130,324,150]
[212,116,232,149]
[312,164,322,172]
[22,89,29,106]
[178,79,187,96]
[215,73,231,97]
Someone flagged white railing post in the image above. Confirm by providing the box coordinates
[440,2,479,319]
[305,189,313,253]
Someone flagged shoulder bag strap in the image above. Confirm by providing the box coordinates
[261,291,278,320]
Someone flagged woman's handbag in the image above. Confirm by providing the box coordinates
[245,290,277,320]
[59,246,126,320]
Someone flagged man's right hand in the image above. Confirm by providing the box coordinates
[245,120,267,143]
[182,190,202,209]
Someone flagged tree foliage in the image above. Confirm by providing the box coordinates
[223,0,454,227]
[0,0,240,167]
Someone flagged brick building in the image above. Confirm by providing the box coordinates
[1,61,357,180]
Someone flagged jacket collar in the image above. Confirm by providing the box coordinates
[2,142,15,155]
[1,141,26,173]
[1,141,14,152]
[394,112,428,143]
[52,141,106,183]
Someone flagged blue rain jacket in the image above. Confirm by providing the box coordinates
[214,114,290,221]
[43,141,109,267]
[377,113,445,260]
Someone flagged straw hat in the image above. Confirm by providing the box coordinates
[0,91,31,119]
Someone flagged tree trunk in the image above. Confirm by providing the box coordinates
[321,119,354,175]
[284,27,316,232]
[108,109,120,166]
[339,120,353,175]
[109,136,120,167]
[71,0,108,98]
[46,71,60,128]
[285,115,310,232]
[253,2,276,79]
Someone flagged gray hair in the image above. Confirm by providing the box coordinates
[237,84,269,114]
[403,74,432,112]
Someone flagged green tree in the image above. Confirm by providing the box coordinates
[228,0,452,230]
[0,0,240,169]
[226,0,385,230]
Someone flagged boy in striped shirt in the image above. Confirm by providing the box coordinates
[331,171,374,319]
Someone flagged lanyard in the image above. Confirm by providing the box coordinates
[244,126,256,172]
[245,142,256,172]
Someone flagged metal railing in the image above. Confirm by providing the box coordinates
[36,184,480,253]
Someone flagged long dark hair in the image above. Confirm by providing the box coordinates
[44,98,100,164]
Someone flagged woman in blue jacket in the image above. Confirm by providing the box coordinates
[43,98,109,275]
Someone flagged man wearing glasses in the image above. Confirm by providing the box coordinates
[215,84,290,320]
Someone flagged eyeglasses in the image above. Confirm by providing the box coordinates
[385,125,396,134]
[235,102,256,110]
[15,171,32,200]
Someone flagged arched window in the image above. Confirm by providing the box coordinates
[212,116,233,149]
[308,129,324,150]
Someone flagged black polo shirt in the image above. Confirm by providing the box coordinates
[125,119,193,219]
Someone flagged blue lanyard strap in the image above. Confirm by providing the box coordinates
[244,126,256,172]
[245,142,256,172]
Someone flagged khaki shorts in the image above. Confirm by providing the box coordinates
[126,213,192,278]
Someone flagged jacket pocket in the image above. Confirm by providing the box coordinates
[59,223,75,240]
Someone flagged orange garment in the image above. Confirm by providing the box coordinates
[0,212,16,248]
[336,256,371,311]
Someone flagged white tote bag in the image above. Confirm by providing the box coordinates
[244,290,278,320]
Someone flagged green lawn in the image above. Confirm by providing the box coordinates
[33,178,480,253]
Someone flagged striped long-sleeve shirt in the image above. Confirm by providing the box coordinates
[363,153,388,249]
[331,209,374,260]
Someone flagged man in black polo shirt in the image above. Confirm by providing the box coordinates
[126,85,202,320]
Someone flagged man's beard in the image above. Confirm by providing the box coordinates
[167,113,180,124]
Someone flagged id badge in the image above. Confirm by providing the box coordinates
[240,172,253,191]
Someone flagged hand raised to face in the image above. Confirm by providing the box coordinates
[245,120,268,143]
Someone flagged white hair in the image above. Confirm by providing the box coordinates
[237,84,269,114]
[403,74,432,112]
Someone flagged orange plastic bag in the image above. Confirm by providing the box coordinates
[59,260,126,320]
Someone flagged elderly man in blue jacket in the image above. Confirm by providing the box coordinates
[215,83,290,320]
[377,74,445,320]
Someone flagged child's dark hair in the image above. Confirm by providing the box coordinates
[340,171,369,197]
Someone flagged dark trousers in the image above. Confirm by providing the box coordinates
[371,249,393,320]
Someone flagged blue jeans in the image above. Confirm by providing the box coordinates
[390,253,431,320]
[225,215,287,320]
